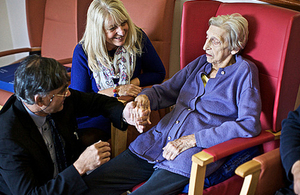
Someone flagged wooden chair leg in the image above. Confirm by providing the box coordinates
[188,161,206,195]
[188,152,214,195]
[111,124,127,158]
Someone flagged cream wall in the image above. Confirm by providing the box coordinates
[0,0,29,67]
[0,0,266,74]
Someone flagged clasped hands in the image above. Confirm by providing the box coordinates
[123,94,151,133]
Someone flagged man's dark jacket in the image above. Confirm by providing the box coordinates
[0,89,127,195]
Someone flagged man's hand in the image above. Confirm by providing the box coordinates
[73,141,110,176]
[123,95,151,133]
[292,160,300,194]
[163,134,196,161]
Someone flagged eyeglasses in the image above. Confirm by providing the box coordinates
[49,87,70,102]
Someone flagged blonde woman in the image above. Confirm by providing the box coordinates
[69,0,165,143]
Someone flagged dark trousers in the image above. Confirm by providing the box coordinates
[83,149,189,195]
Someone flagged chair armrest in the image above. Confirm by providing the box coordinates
[235,147,285,195]
[0,47,41,58]
[118,96,135,103]
[188,130,276,195]
[235,160,261,195]
[203,130,275,161]
[235,159,261,178]
[57,58,72,66]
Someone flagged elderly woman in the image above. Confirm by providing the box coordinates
[83,13,261,194]
[69,0,165,143]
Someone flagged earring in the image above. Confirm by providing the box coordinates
[231,50,238,55]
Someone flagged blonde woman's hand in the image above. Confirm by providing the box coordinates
[118,84,142,97]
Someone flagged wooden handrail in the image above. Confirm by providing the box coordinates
[0,47,41,57]
[259,0,300,11]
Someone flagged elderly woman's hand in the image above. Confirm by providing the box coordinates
[163,134,196,161]
[118,84,142,97]
[133,95,151,133]
[123,95,151,133]
[135,94,150,111]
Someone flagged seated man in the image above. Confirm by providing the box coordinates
[280,105,300,195]
[83,13,262,195]
[0,55,149,195]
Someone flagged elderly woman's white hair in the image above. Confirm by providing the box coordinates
[209,13,249,52]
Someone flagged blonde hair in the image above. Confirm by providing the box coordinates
[81,0,143,72]
[209,13,249,52]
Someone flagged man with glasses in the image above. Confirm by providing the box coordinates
[0,55,150,195]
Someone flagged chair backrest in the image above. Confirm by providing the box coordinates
[181,1,300,133]
[121,0,176,78]
[26,0,92,61]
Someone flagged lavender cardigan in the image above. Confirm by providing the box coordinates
[129,54,262,177]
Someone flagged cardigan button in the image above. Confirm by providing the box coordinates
[175,120,180,124]
[168,136,171,140]
[221,71,225,75]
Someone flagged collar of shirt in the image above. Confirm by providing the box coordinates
[22,102,47,131]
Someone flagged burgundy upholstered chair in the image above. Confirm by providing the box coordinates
[0,0,92,66]
[180,1,300,195]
